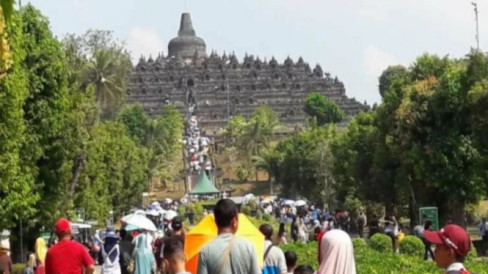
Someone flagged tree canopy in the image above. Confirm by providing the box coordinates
[0,6,184,233]
[304,92,344,125]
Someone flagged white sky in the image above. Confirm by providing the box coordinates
[27,0,485,104]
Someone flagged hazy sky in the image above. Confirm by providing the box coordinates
[27,0,485,104]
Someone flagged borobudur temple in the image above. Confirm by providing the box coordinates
[127,13,368,132]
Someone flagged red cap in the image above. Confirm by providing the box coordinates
[55,218,71,235]
[424,224,471,257]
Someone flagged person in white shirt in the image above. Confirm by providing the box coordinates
[297,217,308,243]
[259,224,287,274]
[384,216,398,252]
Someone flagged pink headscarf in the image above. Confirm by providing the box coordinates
[316,229,356,274]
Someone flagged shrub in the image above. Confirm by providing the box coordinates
[279,239,488,273]
[255,208,263,219]
[281,242,319,269]
[399,236,424,257]
[466,242,478,262]
[177,204,186,216]
[236,165,249,182]
[241,205,252,215]
[12,264,25,274]
[248,199,258,210]
[263,213,272,221]
[352,237,368,252]
[370,233,392,253]
[194,203,204,217]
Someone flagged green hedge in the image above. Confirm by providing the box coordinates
[399,236,424,257]
[281,241,488,274]
[466,241,478,262]
[352,237,368,252]
[370,233,392,253]
[12,264,25,274]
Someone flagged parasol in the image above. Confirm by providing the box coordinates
[123,214,157,231]
[295,200,307,207]
[185,214,264,274]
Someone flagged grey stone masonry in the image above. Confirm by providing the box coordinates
[127,13,368,132]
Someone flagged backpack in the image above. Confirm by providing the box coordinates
[446,270,470,274]
[262,244,280,274]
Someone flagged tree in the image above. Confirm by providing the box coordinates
[0,9,32,230]
[331,112,381,209]
[75,121,148,222]
[80,49,130,117]
[224,115,247,144]
[378,65,410,97]
[252,148,282,194]
[0,0,15,79]
[18,4,73,226]
[238,106,280,181]
[118,104,150,144]
[63,30,131,118]
[272,126,335,199]
[145,106,184,189]
[304,92,344,125]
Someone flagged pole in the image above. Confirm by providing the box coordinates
[20,219,24,263]
[472,2,480,50]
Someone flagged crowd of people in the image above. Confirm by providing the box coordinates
[184,106,213,176]
[0,198,476,274]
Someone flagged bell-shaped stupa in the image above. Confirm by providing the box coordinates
[168,13,207,60]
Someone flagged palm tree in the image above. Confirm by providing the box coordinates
[80,49,131,117]
[143,106,183,189]
[252,148,282,194]
[238,106,280,182]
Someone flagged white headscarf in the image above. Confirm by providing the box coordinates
[316,229,356,274]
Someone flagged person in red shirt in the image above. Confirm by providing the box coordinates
[45,218,95,274]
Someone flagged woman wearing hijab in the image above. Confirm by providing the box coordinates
[98,229,121,274]
[316,229,356,274]
[134,232,156,274]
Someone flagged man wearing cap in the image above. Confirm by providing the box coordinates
[45,218,95,274]
[424,224,471,274]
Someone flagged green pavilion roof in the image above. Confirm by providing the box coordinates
[190,173,219,194]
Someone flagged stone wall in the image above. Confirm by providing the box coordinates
[127,52,368,132]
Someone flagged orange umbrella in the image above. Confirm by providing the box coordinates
[184,213,264,274]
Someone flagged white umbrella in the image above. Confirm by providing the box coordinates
[157,207,166,218]
[121,210,146,222]
[243,193,255,204]
[164,210,178,220]
[145,209,159,217]
[124,214,157,231]
[295,200,307,207]
[282,200,295,206]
